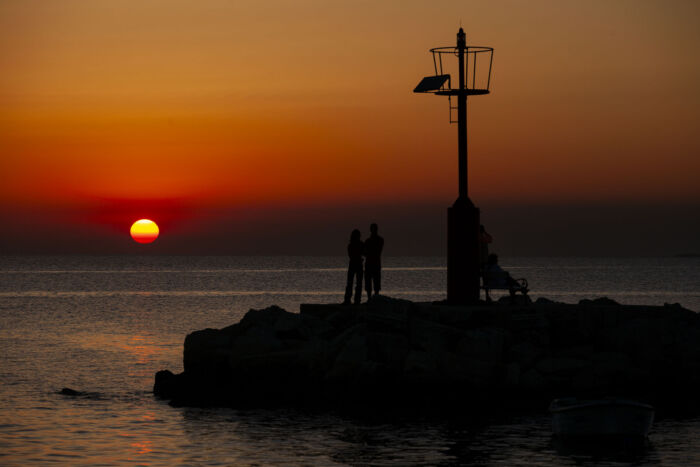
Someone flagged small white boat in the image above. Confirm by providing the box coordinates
[549,398,654,437]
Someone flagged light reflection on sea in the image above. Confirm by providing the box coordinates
[0,256,698,465]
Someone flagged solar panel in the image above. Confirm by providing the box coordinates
[413,74,450,93]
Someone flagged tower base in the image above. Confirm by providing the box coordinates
[447,198,481,305]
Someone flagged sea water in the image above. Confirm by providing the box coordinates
[0,256,698,466]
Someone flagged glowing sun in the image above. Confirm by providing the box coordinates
[130,219,159,244]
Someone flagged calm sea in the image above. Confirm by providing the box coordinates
[1,256,698,466]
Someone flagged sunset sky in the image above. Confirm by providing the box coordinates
[1,0,698,255]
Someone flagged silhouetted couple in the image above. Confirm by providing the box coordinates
[344,223,384,305]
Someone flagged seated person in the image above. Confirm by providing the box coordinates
[483,254,528,300]
[479,225,493,273]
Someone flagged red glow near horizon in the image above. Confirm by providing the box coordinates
[0,2,698,256]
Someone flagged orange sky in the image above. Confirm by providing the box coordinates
[1,0,699,252]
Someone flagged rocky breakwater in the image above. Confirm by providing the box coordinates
[154,296,700,410]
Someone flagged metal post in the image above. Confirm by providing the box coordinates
[457,28,467,200]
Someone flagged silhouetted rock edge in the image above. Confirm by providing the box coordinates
[154,296,700,411]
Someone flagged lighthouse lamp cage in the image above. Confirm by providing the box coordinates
[414,45,494,122]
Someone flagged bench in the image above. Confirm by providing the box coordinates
[481,270,529,302]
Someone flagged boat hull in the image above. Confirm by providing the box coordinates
[550,399,654,437]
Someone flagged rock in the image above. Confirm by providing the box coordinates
[300,314,336,340]
[535,357,590,375]
[273,312,308,341]
[421,304,474,327]
[520,368,547,391]
[572,360,652,393]
[676,327,700,361]
[329,323,365,356]
[230,329,284,358]
[508,341,541,368]
[505,362,520,386]
[558,345,595,359]
[367,294,414,312]
[154,370,178,398]
[183,328,234,374]
[296,339,333,374]
[578,297,619,307]
[504,295,532,306]
[58,387,105,401]
[239,305,292,330]
[409,317,463,354]
[154,297,700,410]
[323,310,358,333]
[459,358,500,387]
[365,331,409,373]
[403,350,439,380]
[326,333,368,382]
[590,351,629,367]
[605,318,674,362]
[457,327,508,361]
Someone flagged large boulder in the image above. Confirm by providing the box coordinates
[456,327,508,361]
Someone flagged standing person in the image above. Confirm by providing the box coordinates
[344,229,364,305]
[364,223,384,300]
